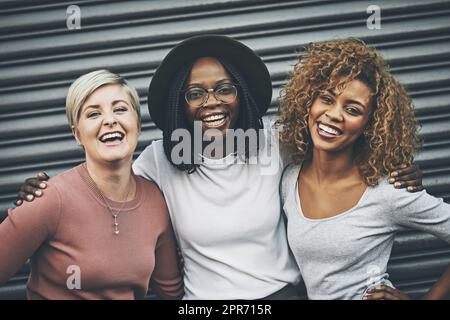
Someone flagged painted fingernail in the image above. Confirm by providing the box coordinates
[16,200,22,205]
[392,172,398,177]
[35,190,42,196]
[388,178,395,183]
[26,195,34,201]
[40,183,47,188]
[408,186,413,191]
[394,182,401,188]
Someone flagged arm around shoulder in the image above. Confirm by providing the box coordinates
[133,142,162,187]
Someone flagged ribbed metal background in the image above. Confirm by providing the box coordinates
[0,0,449,299]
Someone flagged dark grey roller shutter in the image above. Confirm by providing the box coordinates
[0,0,449,299]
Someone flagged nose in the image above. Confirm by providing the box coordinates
[203,88,221,107]
[103,110,117,127]
[325,104,344,122]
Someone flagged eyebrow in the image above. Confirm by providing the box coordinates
[83,105,100,112]
[187,78,233,88]
[112,99,130,105]
[83,100,130,111]
[325,89,368,110]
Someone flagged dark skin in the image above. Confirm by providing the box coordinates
[12,73,425,299]
[301,79,448,300]
[363,261,450,300]
[363,285,411,300]
[301,82,422,220]
[14,164,423,206]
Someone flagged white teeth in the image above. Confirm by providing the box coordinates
[100,132,123,142]
[318,123,340,135]
[207,118,226,126]
[203,114,225,122]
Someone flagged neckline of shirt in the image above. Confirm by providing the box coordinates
[76,163,143,212]
[200,151,238,167]
[292,164,373,222]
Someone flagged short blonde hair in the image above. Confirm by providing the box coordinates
[66,69,141,130]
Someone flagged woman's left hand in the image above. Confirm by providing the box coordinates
[363,285,411,300]
[389,163,423,193]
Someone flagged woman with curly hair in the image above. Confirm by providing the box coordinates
[11,35,424,300]
[277,38,450,300]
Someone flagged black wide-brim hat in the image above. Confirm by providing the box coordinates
[148,34,272,130]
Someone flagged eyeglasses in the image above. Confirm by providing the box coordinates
[183,83,238,108]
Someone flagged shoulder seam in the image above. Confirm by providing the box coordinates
[50,182,63,239]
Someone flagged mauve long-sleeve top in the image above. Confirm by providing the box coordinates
[0,164,183,300]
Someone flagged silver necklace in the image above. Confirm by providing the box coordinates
[97,184,132,235]
[84,164,134,235]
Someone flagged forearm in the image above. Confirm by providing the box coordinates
[422,263,450,300]
[0,204,55,285]
[0,217,34,285]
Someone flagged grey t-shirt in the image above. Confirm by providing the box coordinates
[281,164,450,300]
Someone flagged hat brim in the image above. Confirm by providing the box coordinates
[148,34,272,130]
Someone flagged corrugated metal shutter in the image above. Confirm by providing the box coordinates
[0,0,449,300]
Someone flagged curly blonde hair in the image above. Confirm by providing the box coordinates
[276,38,421,186]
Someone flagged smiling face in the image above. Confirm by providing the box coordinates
[73,84,140,166]
[183,57,240,139]
[308,79,374,154]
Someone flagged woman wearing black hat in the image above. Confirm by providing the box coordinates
[133,35,302,299]
[15,35,423,300]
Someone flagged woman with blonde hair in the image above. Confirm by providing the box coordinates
[277,38,450,300]
[0,70,183,299]
[11,35,424,300]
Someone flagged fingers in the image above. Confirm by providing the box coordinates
[397,179,422,188]
[19,184,42,200]
[390,180,421,189]
[363,285,410,300]
[37,172,50,181]
[14,198,23,206]
[407,185,424,193]
[389,163,424,193]
[363,287,397,300]
[390,164,409,177]
[18,190,35,202]
[390,172,420,183]
[389,174,419,186]
[15,173,49,205]
[391,164,421,178]
[24,177,47,190]
[364,291,400,300]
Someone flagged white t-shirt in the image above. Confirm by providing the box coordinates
[132,126,300,299]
